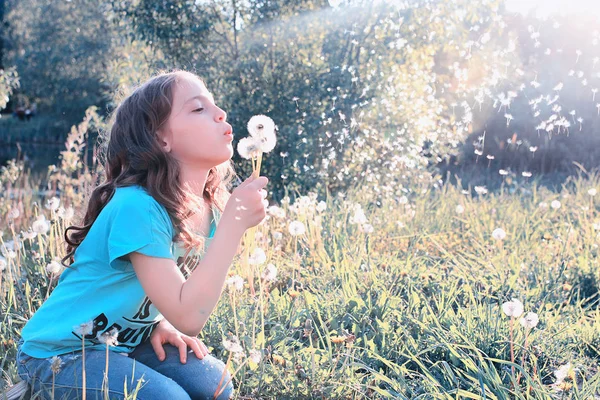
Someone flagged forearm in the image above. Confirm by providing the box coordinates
[178,213,246,336]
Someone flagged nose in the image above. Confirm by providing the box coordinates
[215,108,227,122]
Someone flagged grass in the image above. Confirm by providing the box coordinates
[1,119,600,399]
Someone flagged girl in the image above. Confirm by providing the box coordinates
[15,70,269,400]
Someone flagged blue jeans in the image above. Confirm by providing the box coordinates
[15,338,234,400]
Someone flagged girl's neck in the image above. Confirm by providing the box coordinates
[179,164,210,197]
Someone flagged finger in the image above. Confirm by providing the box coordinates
[176,338,188,364]
[199,340,210,356]
[184,337,205,359]
[150,337,166,362]
[247,176,269,190]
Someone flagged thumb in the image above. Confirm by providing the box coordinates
[248,176,269,190]
[235,175,256,191]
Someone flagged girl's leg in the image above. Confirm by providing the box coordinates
[129,339,234,400]
[16,340,191,400]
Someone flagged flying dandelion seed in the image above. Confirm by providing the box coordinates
[502,299,524,318]
[474,186,488,195]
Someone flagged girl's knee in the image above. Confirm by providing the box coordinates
[185,355,234,400]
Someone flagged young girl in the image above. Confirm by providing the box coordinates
[15,70,269,399]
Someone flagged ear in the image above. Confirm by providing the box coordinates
[157,129,172,153]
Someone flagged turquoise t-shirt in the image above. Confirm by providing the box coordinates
[20,185,219,358]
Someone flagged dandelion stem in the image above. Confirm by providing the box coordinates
[213,351,233,400]
[82,335,87,400]
[510,317,515,378]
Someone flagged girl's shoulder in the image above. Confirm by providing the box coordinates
[107,185,172,227]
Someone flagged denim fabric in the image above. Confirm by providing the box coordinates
[15,338,234,400]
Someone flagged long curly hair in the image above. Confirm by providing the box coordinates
[61,70,237,267]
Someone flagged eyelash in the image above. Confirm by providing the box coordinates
[193,107,204,113]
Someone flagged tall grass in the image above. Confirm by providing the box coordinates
[1,112,600,399]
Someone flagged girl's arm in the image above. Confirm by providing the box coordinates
[131,211,246,337]
[130,176,268,337]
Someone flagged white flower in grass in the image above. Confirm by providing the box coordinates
[237,137,262,160]
[225,275,244,292]
[0,256,6,271]
[7,208,20,220]
[32,215,50,235]
[349,205,367,225]
[316,201,327,212]
[261,263,278,282]
[554,363,574,385]
[97,327,119,347]
[551,200,561,209]
[46,260,62,275]
[360,223,374,233]
[1,242,17,259]
[519,312,539,329]
[539,201,548,209]
[247,115,277,153]
[588,188,597,197]
[455,205,465,214]
[64,207,75,220]
[56,207,65,218]
[45,197,60,211]
[249,349,262,364]
[288,220,306,236]
[223,335,243,353]
[267,205,286,219]
[492,228,507,241]
[248,247,267,265]
[74,320,94,336]
[21,230,37,240]
[502,298,524,318]
[398,196,409,205]
[49,356,64,374]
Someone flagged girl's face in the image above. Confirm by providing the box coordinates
[159,76,233,169]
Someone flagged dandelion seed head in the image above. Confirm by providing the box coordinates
[225,275,244,292]
[288,220,306,236]
[519,312,539,329]
[502,298,524,318]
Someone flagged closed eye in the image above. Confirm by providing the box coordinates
[193,107,204,113]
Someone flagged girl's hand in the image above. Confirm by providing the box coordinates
[150,319,209,363]
[224,175,269,231]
